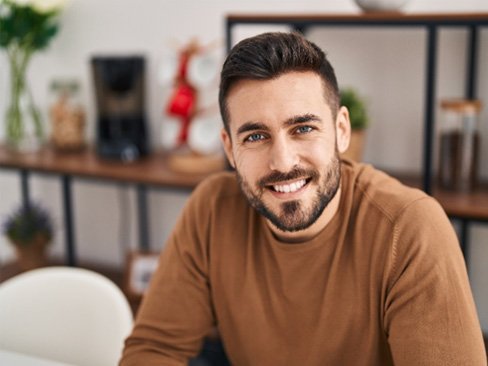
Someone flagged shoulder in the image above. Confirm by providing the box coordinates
[342,160,459,259]
[167,171,244,255]
[342,160,432,224]
[342,162,464,286]
[191,171,241,204]
[185,171,245,217]
[194,171,240,196]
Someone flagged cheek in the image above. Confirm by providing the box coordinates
[300,138,336,163]
[234,149,266,178]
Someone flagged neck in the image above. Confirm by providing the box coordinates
[267,185,342,243]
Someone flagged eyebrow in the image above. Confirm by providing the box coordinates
[284,113,322,126]
[236,122,269,136]
[235,113,322,136]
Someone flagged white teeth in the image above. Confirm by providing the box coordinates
[273,179,306,193]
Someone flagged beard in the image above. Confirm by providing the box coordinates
[236,154,342,232]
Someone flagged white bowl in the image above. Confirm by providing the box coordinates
[354,0,410,12]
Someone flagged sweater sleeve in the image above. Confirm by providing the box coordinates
[384,197,486,366]
[120,182,215,365]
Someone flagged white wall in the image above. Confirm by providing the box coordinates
[1,0,488,328]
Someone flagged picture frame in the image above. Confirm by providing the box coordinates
[125,251,160,298]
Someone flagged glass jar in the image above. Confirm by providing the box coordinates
[49,79,86,151]
[438,99,482,192]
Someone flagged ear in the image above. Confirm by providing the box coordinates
[220,128,235,168]
[335,106,351,154]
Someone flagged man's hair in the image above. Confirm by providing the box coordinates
[219,32,340,134]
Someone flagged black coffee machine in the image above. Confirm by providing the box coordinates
[91,56,149,161]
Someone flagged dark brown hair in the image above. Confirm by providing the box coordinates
[219,32,340,133]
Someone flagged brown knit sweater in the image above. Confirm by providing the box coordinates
[120,160,486,365]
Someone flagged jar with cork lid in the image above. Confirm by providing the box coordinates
[49,79,86,151]
[438,99,482,192]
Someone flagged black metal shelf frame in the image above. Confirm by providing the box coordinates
[225,14,488,260]
[226,15,486,193]
[4,166,194,267]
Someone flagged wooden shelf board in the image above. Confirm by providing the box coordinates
[0,145,215,189]
[1,145,486,220]
[393,174,488,221]
[227,12,488,24]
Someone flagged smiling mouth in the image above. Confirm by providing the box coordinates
[267,178,311,193]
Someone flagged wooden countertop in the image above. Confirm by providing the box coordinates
[1,145,486,220]
[396,175,488,221]
[0,145,216,189]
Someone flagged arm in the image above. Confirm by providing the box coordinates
[120,186,215,365]
[385,197,486,366]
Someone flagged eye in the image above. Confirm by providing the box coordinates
[294,125,313,134]
[244,133,266,143]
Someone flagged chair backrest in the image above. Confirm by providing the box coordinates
[0,267,133,366]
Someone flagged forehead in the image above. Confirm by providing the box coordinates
[226,71,331,132]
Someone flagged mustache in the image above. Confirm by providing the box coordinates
[258,167,319,187]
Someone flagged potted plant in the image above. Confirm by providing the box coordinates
[2,202,53,271]
[340,88,369,161]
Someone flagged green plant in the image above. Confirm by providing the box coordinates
[0,0,67,147]
[2,203,53,246]
[340,88,369,130]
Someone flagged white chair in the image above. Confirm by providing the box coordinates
[0,266,133,366]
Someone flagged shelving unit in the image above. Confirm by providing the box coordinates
[1,13,487,268]
[0,145,211,266]
[225,12,488,260]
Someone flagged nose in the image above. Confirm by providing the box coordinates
[268,135,299,172]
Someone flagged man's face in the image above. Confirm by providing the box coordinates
[221,71,350,238]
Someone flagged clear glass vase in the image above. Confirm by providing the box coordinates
[5,50,44,152]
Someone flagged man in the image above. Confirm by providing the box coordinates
[121,32,486,365]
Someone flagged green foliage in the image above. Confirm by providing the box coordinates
[340,88,369,130]
[0,1,61,51]
[3,203,53,246]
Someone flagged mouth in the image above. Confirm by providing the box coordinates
[265,178,312,194]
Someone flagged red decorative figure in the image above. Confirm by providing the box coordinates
[166,40,200,146]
